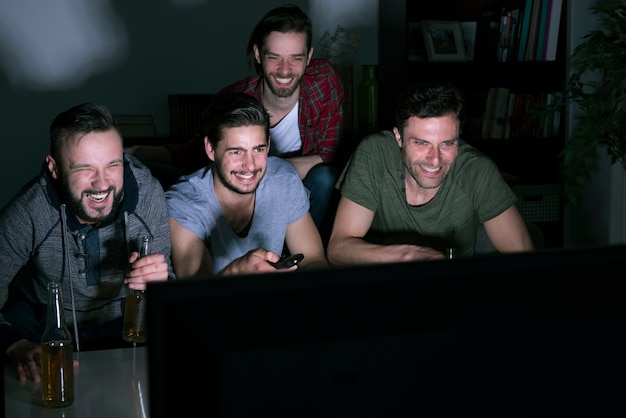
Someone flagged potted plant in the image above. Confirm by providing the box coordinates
[560,0,626,205]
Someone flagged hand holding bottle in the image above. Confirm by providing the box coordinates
[125,238,170,291]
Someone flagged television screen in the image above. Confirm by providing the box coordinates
[147,245,626,417]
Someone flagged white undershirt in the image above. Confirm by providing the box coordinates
[269,102,301,156]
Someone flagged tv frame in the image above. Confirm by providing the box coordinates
[147,245,626,417]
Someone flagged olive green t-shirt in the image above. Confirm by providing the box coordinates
[335,130,517,256]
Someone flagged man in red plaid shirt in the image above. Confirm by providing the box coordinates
[127,5,344,231]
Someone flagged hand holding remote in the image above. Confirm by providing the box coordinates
[270,253,304,269]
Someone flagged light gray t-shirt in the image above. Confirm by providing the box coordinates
[166,156,309,274]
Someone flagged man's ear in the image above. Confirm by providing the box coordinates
[46,155,60,180]
[253,44,261,64]
[204,136,215,161]
[392,127,403,148]
[307,47,314,65]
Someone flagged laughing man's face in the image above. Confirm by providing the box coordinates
[48,129,124,224]
[256,31,311,99]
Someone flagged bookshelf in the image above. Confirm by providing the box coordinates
[378,0,567,247]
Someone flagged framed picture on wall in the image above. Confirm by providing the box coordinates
[421,20,467,62]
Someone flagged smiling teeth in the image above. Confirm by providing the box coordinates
[422,166,440,173]
[87,192,108,202]
[276,77,292,83]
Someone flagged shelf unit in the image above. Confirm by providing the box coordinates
[378,0,567,247]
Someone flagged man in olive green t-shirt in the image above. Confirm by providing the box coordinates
[327,81,534,265]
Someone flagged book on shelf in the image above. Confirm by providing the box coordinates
[510,2,526,61]
[508,0,563,62]
[508,93,525,139]
[481,87,498,139]
[502,91,563,139]
[537,91,564,138]
[516,0,535,61]
[550,91,563,137]
[503,92,517,139]
[544,0,563,60]
[541,93,554,138]
[506,6,521,62]
[539,0,553,60]
[488,87,510,139]
[468,0,563,62]
[497,0,524,62]
[478,0,562,63]
[477,0,505,62]
[498,11,513,62]
[525,0,544,61]
[534,0,550,60]
[534,92,549,137]
[520,93,540,137]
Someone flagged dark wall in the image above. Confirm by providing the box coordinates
[0,0,378,207]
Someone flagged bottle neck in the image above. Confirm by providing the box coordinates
[362,65,377,79]
[42,282,72,344]
[139,236,152,257]
[46,284,66,329]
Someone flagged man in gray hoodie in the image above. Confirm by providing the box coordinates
[0,102,175,382]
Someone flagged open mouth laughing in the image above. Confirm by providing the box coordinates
[86,191,110,203]
[274,76,294,85]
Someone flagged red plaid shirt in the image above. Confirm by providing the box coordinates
[165,59,344,169]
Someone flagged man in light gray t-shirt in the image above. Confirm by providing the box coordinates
[166,93,328,278]
[167,157,308,275]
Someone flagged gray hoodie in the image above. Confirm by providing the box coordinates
[0,154,175,352]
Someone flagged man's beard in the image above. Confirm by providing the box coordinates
[61,178,123,224]
[265,72,303,98]
[214,163,262,196]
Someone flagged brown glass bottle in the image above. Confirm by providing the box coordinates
[41,282,74,408]
[122,236,151,343]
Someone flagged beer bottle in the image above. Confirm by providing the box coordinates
[41,282,74,408]
[122,236,151,343]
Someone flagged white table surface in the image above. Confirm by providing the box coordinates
[4,346,149,418]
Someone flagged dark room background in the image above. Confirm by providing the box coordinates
[0,0,377,207]
[1,0,624,249]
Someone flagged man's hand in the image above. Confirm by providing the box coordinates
[126,252,171,290]
[386,244,446,262]
[221,248,297,276]
[6,339,42,382]
[6,339,80,383]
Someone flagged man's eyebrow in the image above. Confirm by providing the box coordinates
[69,158,123,169]
[265,51,307,58]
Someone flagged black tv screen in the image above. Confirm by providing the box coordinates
[147,245,626,417]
